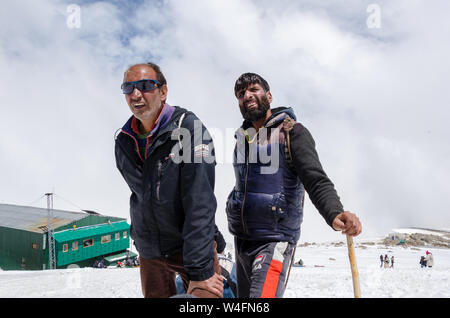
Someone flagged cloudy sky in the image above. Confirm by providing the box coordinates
[1,0,449,243]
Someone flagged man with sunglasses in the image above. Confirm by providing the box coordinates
[115,63,223,298]
[226,72,362,298]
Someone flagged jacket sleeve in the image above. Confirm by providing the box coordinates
[289,123,344,228]
[179,113,217,281]
[214,225,226,254]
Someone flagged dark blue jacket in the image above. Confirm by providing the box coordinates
[115,105,218,281]
[226,107,343,244]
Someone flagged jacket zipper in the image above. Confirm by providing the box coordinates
[120,130,144,162]
[119,130,171,202]
[240,144,250,234]
[156,160,162,201]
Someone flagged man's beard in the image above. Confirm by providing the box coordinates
[240,95,271,122]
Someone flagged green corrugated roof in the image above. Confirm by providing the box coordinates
[0,203,88,233]
[53,221,129,242]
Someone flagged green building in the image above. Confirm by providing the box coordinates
[0,203,136,270]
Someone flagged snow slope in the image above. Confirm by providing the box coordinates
[285,244,449,298]
[0,243,448,298]
[392,228,449,237]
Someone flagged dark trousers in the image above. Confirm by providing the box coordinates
[234,238,295,298]
[139,243,221,298]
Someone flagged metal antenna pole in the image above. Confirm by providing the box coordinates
[46,193,56,270]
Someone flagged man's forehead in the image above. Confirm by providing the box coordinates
[237,83,265,93]
[124,64,156,81]
[247,83,263,88]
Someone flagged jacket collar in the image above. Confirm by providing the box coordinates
[241,106,297,131]
[121,103,176,138]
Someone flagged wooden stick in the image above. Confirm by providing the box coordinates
[346,235,361,298]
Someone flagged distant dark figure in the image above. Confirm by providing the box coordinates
[126,258,134,267]
[390,256,394,268]
[380,255,383,268]
[420,256,426,268]
[384,254,389,268]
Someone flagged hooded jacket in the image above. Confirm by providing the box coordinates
[115,104,217,281]
[226,107,344,244]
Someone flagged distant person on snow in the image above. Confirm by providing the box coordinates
[115,63,223,298]
[226,73,362,298]
[126,258,134,267]
[295,259,304,267]
[420,256,426,268]
[390,256,394,268]
[384,254,389,268]
[425,251,434,268]
[380,255,383,268]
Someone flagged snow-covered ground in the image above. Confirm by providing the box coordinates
[285,243,449,298]
[1,243,448,298]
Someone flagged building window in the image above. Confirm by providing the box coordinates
[62,244,69,253]
[115,233,120,240]
[32,243,39,250]
[101,235,111,244]
[83,239,94,248]
[123,231,127,239]
[72,241,78,251]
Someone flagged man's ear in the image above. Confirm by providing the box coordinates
[266,91,273,103]
[160,84,168,102]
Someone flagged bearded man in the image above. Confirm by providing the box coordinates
[226,72,362,298]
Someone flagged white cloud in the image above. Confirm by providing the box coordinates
[1,0,449,244]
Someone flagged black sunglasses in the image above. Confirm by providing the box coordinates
[121,79,161,94]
